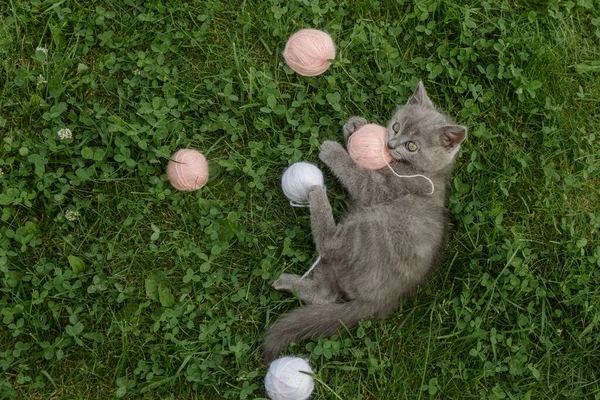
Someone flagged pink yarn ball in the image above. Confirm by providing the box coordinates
[166,149,209,191]
[347,124,393,170]
[283,29,336,76]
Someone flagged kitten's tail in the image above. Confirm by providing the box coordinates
[263,301,374,363]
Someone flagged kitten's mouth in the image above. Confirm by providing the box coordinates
[388,149,404,161]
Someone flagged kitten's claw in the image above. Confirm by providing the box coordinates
[343,117,368,142]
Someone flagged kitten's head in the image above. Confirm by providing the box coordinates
[386,81,466,172]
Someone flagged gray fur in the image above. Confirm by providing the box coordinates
[264,81,467,363]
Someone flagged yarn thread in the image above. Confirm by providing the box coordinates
[380,136,435,195]
[345,123,434,194]
[347,124,394,170]
[166,149,209,191]
[300,255,322,280]
[283,29,336,76]
[264,357,314,400]
[281,162,325,206]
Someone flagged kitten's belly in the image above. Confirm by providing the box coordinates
[335,208,444,277]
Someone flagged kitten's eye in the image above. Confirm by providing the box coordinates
[392,122,401,133]
[405,141,418,152]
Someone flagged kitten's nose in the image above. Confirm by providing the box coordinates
[387,141,394,150]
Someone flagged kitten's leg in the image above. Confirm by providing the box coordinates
[272,273,335,305]
[307,185,336,254]
[319,140,380,197]
[272,188,339,304]
[343,116,368,143]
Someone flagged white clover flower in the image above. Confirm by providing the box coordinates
[65,210,80,221]
[0,168,3,177]
[36,46,48,55]
[57,128,73,140]
[36,74,47,86]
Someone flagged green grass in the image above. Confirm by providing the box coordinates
[1,0,600,398]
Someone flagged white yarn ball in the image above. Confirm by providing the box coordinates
[281,162,324,205]
[265,357,315,400]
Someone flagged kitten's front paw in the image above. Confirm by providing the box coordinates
[319,140,345,163]
[343,116,368,142]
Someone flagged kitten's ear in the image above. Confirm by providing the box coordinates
[440,125,467,149]
[407,81,434,108]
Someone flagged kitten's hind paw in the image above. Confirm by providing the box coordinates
[272,273,300,292]
[343,116,368,142]
[307,186,324,200]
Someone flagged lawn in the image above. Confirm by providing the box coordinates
[1,0,600,398]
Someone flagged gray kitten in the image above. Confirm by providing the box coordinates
[264,81,466,362]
